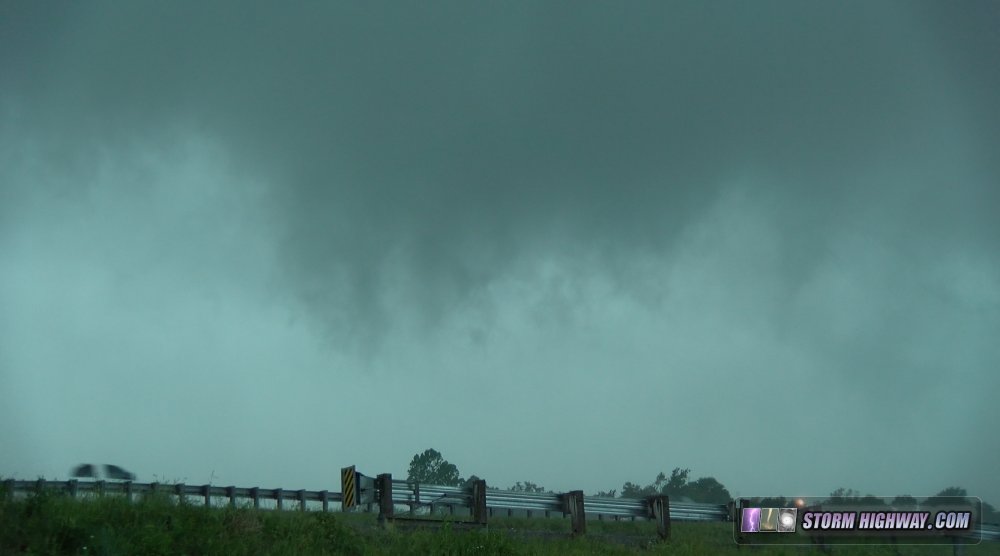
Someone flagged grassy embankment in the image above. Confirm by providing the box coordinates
[2,484,997,555]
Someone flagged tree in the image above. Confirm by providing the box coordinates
[982,501,999,524]
[509,481,547,493]
[827,488,862,506]
[621,468,702,500]
[621,481,656,499]
[924,486,968,507]
[685,477,732,504]
[661,468,691,498]
[407,448,461,486]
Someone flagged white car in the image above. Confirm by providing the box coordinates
[70,463,136,482]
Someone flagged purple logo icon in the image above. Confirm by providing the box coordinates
[742,507,761,532]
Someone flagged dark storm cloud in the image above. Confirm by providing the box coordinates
[5,0,998,350]
[3,0,1000,507]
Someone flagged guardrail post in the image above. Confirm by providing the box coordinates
[276,488,284,510]
[68,479,78,499]
[377,474,393,525]
[122,481,130,502]
[649,495,671,540]
[175,483,185,504]
[320,490,329,512]
[563,490,586,537]
[250,487,260,509]
[471,479,487,525]
[227,486,236,508]
[3,479,12,501]
[298,489,307,511]
[35,478,45,494]
[203,485,212,507]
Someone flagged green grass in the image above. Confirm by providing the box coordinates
[2,485,998,555]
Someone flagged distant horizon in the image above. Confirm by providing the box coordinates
[3,468,994,511]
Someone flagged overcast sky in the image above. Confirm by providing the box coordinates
[2,1,998,506]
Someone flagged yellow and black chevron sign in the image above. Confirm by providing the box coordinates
[341,466,356,510]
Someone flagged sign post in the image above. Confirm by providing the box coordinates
[342,465,376,512]
[341,466,356,511]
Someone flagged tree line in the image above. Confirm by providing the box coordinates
[404,448,999,522]
[405,449,735,503]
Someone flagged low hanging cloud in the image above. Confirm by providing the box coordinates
[5,1,996,351]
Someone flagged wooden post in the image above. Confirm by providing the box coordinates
[320,490,329,512]
[649,495,671,540]
[227,486,236,508]
[275,488,284,510]
[122,481,130,502]
[563,490,586,537]
[174,483,185,504]
[250,487,260,509]
[68,479,78,499]
[298,490,307,511]
[202,485,211,507]
[377,474,394,525]
[471,480,487,525]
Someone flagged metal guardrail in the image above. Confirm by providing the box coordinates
[387,479,727,521]
[979,525,1000,541]
[389,480,639,518]
[1,479,343,511]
